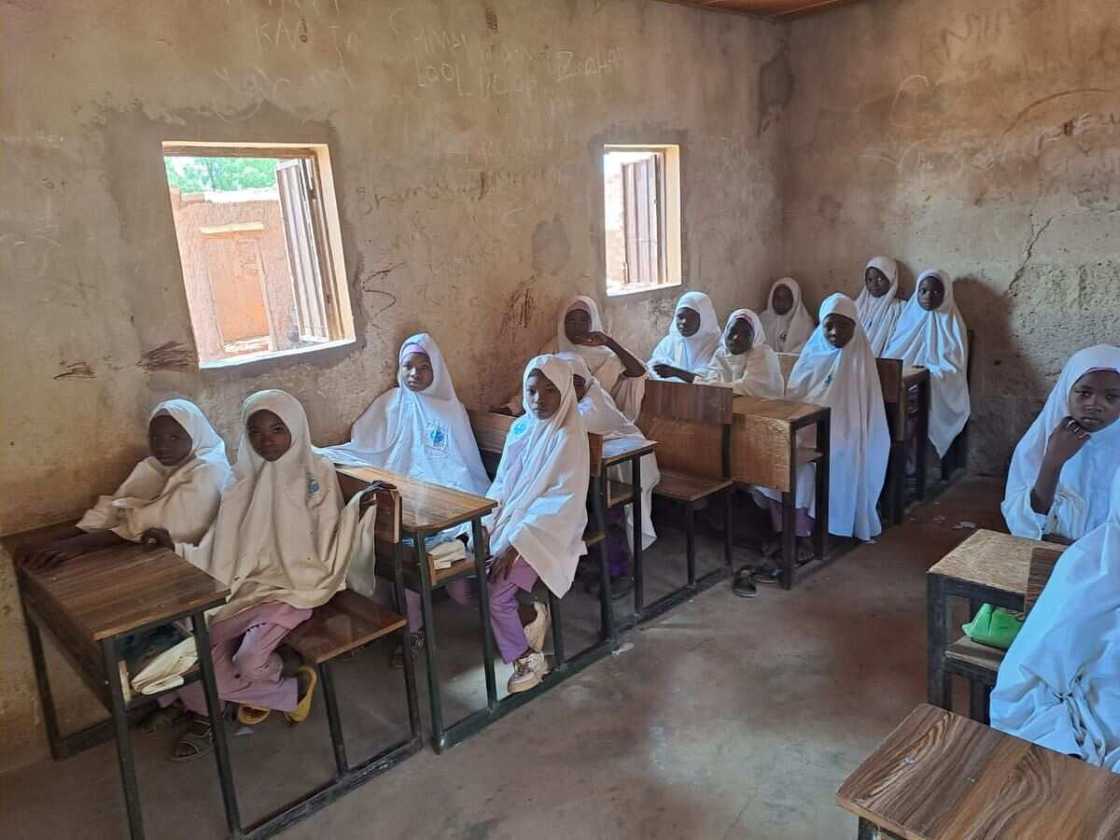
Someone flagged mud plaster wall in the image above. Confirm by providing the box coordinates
[783,0,1120,475]
[0,0,785,769]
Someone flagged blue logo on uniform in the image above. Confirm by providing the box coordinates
[308,478,320,496]
[427,422,448,450]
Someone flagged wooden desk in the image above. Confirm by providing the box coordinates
[16,544,238,839]
[927,530,1051,715]
[336,465,496,536]
[837,704,1120,839]
[731,395,831,589]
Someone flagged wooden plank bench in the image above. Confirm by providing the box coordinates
[836,703,1120,839]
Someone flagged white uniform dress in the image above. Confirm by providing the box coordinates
[855,256,904,357]
[648,291,722,378]
[701,308,785,399]
[760,277,816,354]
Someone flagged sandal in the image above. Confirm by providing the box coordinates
[731,567,758,599]
[170,715,213,762]
[284,666,318,725]
[139,704,184,735]
[237,704,271,726]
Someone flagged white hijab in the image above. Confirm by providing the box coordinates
[760,277,816,354]
[1002,345,1120,541]
[648,291,721,375]
[560,352,659,550]
[884,269,971,457]
[483,355,590,598]
[556,295,618,377]
[991,468,1120,771]
[322,333,490,496]
[78,399,231,544]
[786,294,890,540]
[183,390,375,620]
[702,308,785,399]
[855,256,904,356]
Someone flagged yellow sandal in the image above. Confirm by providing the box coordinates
[284,666,318,725]
[237,704,271,726]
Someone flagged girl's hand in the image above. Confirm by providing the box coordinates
[141,528,174,550]
[488,547,518,581]
[23,540,83,571]
[575,331,611,347]
[1044,417,1090,467]
[653,363,675,379]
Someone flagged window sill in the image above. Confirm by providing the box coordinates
[605,280,683,300]
[199,337,356,370]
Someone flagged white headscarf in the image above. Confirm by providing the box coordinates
[701,308,785,399]
[559,352,659,551]
[556,295,617,374]
[648,291,721,375]
[322,333,490,496]
[991,468,1120,771]
[483,355,590,598]
[855,257,904,356]
[760,277,816,354]
[785,294,890,540]
[884,269,971,457]
[182,390,375,620]
[78,399,231,544]
[1002,345,1120,541]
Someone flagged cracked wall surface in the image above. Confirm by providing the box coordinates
[784,0,1120,475]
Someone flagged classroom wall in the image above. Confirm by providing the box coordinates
[782,0,1120,475]
[0,0,786,771]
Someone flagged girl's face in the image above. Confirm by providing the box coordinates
[247,409,292,462]
[725,317,755,356]
[525,370,562,420]
[572,374,589,402]
[772,284,794,315]
[675,306,701,337]
[148,414,193,467]
[823,314,856,349]
[918,276,946,311]
[401,351,434,392]
[564,308,592,343]
[865,266,891,298]
[1068,370,1120,432]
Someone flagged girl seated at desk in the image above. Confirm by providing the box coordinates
[750,295,889,588]
[483,355,589,693]
[760,277,815,354]
[648,291,721,382]
[322,332,491,666]
[504,295,647,421]
[23,399,230,569]
[884,269,971,462]
[700,308,785,398]
[148,390,378,760]
[559,351,659,598]
[1002,345,1120,543]
[855,257,904,357]
[990,467,1120,771]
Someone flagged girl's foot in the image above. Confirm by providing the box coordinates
[523,602,550,653]
[284,666,318,725]
[140,703,184,735]
[170,714,213,762]
[507,651,549,694]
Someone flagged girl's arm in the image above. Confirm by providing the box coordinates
[652,363,696,383]
[23,530,128,570]
[1030,418,1090,515]
[577,332,647,378]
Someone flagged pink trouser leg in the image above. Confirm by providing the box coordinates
[489,559,539,664]
[767,499,814,538]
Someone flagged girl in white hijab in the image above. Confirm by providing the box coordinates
[559,351,659,595]
[648,291,722,381]
[484,355,589,694]
[701,308,785,398]
[23,399,231,569]
[323,332,490,495]
[1002,345,1120,542]
[884,269,971,458]
[161,390,378,759]
[760,277,816,354]
[504,295,648,421]
[855,257,904,356]
[991,467,1120,771]
[756,295,890,582]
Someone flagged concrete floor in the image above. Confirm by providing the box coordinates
[0,478,1006,839]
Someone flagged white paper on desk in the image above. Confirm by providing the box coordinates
[131,637,198,695]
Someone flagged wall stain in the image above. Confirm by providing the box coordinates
[484,6,498,33]
[500,282,536,334]
[137,341,196,371]
[54,361,95,380]
[531,216,570,275]
[757,42,794,138]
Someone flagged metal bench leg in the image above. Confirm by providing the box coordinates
[392,544,423,741]
[414,539,448,749]
[858,816,879,839]
[20,603,64,760]
[547,589,565,667]
[781,492,796,591]
[685,502,697,586]
[723,487,734,569]
[472,519,499,716]
[320,662,348,777]
[101,637,144,840]
[192,611,242,837]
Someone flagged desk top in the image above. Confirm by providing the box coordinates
[836,704,1120,839]
[928,529,1050,596]
[903,365,930,386]
[337,465,496,534]
[732,395,826,424]
[601,439,657,468]
[19,544,228,641]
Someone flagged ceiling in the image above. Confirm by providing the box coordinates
[657,0,858,18]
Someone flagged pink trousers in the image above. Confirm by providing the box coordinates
[179,601,311,716]
[767,499,815,538]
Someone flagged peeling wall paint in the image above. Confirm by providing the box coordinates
[0,0,785,770]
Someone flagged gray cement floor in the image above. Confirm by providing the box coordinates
[0,478,1005,839]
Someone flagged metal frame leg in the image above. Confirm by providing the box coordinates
[684,502,697,586]
[547,590,565,667]
[723,487,734,569]
[20,601,64,760]
[101,636,144,839]
[629,455,643,628]
[472,519,498,714]
[594,473,616,644]
[781,491,796,591]
[192,611,242,837]
[320,662,348,777]
[858,816,879,839]
[916,381,930,501]
[392,543,422,740]
[926,574,951,709]
[815,414,830,565]
[414,538,448,749]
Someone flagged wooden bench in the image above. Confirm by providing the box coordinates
[836,703,1120,839]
